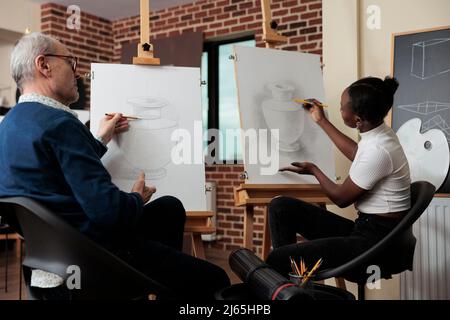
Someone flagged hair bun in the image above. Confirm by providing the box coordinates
[383,76,399,97]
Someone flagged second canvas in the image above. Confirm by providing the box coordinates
[233,46,335,184]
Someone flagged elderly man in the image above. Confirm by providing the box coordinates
[0,33,229,299]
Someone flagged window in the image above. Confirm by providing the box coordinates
[201,37,256,163]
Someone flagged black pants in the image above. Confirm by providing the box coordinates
[34,196,230,300]
[114,195,231,300]
[266,196,400,277]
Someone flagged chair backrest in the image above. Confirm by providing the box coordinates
[0,197,169,300]
[316,181,436,282]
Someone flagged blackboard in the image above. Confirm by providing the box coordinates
[391,26,450,194]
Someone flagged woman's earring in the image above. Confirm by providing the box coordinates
[356,122,362,130]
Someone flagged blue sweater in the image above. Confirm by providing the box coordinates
[0,102,143,243]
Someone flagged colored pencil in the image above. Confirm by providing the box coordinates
[293,99,328,108]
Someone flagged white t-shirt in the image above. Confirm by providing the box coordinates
[349,122,411,214]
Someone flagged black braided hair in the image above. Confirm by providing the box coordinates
[347,76,399,124]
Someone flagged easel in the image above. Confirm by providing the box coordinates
[233,0,346,289]
[260,0,287,49]
[133,0,160,65]
[133,0,215,259]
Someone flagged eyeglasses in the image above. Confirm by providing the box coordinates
[44,54,78,73]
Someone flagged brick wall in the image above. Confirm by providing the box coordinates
[205,164,267,253]
[41,3,114,107]
[113,0,322,61]
[40,0,323,255]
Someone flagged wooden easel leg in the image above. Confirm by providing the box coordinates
[243,205,254,251]
[191,234,206,260]
[15,237,21,258]
[262,206,271,260]
[335,277,347,290]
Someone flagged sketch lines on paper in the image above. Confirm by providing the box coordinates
[113,96,179,180]
[261,83,306,152]
[411,38,450,80]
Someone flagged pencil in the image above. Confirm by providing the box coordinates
[105,113,141,120]
[300,259,306,276]
[301,258,323,286]
[289,257,298,275]
[290,257,301,276]
[293,99,328,108]
[290,258,298,276]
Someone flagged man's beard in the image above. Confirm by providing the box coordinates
[68,89,80,105]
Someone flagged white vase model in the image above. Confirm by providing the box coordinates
[116,97,178,179]
[262,84,305,152]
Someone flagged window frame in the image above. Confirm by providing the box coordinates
[203,35,256,164]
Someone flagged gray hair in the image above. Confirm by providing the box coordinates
[10,32,57,90]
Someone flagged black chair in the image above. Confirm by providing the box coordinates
[314,181,436,300]
[0,197,170,300]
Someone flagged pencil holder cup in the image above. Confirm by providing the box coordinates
[289,273,314,289]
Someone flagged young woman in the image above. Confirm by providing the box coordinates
[266,76,411,276]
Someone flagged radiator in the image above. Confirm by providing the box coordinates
[401,198,450,300]
[201,181,219,241]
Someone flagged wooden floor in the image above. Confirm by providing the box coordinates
[0,241,240,300]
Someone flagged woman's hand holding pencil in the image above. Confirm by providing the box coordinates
[294,98,327,124]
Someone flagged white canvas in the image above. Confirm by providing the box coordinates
[233,46,335,184]
[90,63,206,211]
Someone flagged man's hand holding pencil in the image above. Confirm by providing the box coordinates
[96,113,130,145]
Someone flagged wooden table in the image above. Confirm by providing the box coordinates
[185,211,215,259]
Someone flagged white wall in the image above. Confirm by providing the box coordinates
[361,0,450,78]
[0,0,41,35]
[322,0,360,221]
[0,0,41,107]
[322,0,361,298]
[0,39,17,106]
[323,0,450,300]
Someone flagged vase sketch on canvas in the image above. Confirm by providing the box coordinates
[107,96,179,180]
[90,63,206,211]
[233,46,335,184]
[262,83,306,152]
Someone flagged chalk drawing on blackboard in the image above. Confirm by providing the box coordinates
[422,114,450,143]
[398,101,450,115]
[411,38,450,80]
